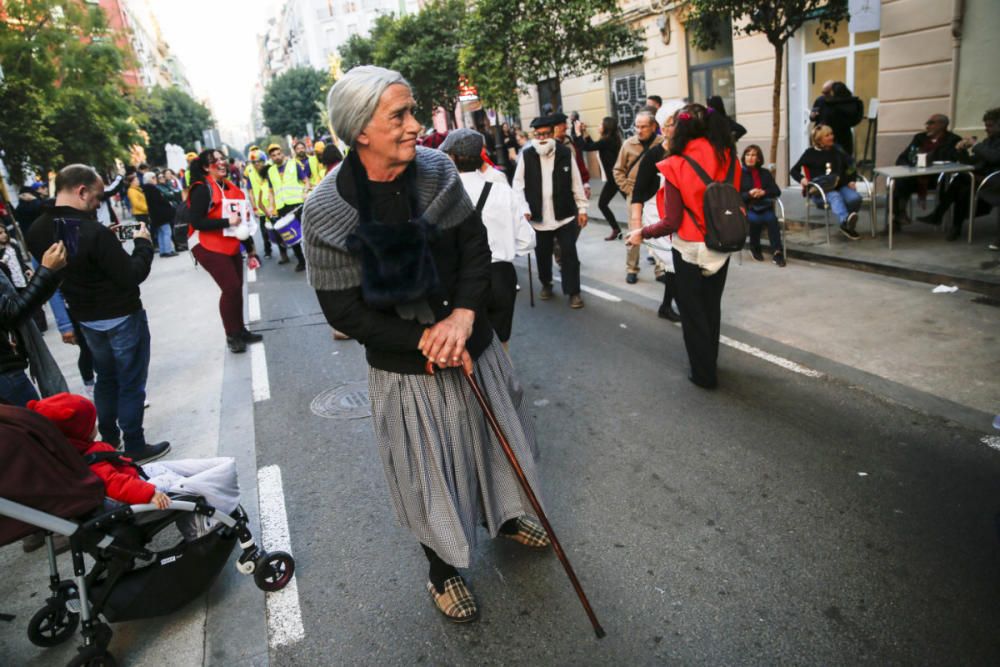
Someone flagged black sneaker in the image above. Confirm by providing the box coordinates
[240,329,264,343]
[539,284,553,300]
[227,335,247,353]
[772,251,786,267]
[750,246,764,262]
[277,255,290,265]
[839,224,861,241]
[626,273,638,284]
[130,441,171,464]
[295,263,306,272]
[846,212,859,232]
[658,303,681,322]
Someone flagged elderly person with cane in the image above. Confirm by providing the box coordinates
[302,66,550,624]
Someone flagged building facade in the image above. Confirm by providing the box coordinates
[518,0,999,183]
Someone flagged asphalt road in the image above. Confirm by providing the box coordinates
[249,257,1000,666]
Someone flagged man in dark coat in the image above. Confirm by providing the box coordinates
[892,113,962,227]
[140,181,178,257]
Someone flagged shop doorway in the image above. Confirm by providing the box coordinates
[788,21,879,165]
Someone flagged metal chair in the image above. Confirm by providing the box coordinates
[854,172,877,238]
[972,169,1000,244]
[802,181,832,244]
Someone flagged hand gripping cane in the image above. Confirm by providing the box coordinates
[425,360,605,638]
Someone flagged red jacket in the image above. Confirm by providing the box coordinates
[656,138,740,243]
[67,437,156,505]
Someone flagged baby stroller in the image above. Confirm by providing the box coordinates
[0,406,295,667]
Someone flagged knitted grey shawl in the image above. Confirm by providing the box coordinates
[302,146,474,291]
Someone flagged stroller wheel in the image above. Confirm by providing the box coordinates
[67,645,117,667]
[27,600,79,647]
[253,551,295,592]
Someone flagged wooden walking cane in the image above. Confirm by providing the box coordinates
[527,255,535,307]
[426,359,604,637]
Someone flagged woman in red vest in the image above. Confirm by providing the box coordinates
[625,103,739,389]
[187,149,263,353]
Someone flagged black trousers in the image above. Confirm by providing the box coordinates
[487,261,517,342]
[535,222,580,296]
[672,249,729,386]
[598,181,624,233]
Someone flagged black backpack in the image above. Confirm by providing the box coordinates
[680,154,747,252]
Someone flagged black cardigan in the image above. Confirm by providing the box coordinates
[789,146,856,188]
[739,166,782,212]
[315,166,494,375]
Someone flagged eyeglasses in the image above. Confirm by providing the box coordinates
[534,130,553,138]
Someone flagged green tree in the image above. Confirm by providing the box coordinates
[371,0,465,125]
[0,0,141,182]
[135,86,214,165]
[261,66,329,138]
[685,0,850,166]
[460,0,644,115]
[338,33,377,72]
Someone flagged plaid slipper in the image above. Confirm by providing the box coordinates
[502,516,551,549]
[427,576,479,623]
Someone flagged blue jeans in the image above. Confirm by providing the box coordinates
[813,186,862,224]
[156,223,175,255]
[81,311,151,453]
[747,208,783,252]
[0,369,40,406]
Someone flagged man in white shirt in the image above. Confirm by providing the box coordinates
[441,129,535,345]
[513,116,589,309]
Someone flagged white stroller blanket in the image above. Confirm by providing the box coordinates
[143,458,240,540]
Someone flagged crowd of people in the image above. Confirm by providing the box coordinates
[2,61,998,630]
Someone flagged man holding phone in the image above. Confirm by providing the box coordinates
[26,164,169,464]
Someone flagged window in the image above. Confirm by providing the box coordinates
[686,17,735,117]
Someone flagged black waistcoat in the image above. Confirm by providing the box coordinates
[522,143,577,222]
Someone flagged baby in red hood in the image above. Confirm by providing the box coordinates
[27,392,170,507]
[29,393,240,539]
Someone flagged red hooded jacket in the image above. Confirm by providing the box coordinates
[27,393,156,505]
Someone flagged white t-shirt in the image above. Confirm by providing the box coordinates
[459,170,535,263]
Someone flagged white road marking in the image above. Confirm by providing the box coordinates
[251,344,270,402]
[981,435,1000,452]
[248,268,257,283]
[257,465,305,649]
[551,277,622,302]
[719,335,824,378]
[248,293,261,323]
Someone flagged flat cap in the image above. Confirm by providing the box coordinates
[530,115,554,129]
[438,128,485,158]
[550,112,568,125]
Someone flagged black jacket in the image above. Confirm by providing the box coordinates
[740,166,782,212]
[814,96,864,153]
[581,135,621,183]
[895,131,962,166]
[13,193,46,234]
[25,206,154,322]
[962,134,1000,176]
[315,162,493,375]
[790,146,856,190]
[631,143,669,205]
[140,183,176,227]
[0,266,60,374]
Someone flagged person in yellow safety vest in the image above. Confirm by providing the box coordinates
[245,149,276,258]
[265,143,307,271]
[293,140,323,188]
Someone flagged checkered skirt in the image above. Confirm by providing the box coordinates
[367,338,541,568]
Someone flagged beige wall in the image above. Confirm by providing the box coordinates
[954,0,1000,135]
[732,31,789,178]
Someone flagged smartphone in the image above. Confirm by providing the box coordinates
[116,222,139,242]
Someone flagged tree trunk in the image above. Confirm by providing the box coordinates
[769,42,784,171]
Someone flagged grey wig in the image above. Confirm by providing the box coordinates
[327,66,411,146]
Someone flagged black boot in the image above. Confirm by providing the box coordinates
[227,335,247,353]
[657,273,681,322]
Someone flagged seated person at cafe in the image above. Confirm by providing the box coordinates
[919,107,1000,240]
[892,114,961,228]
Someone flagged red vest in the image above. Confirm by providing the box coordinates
[187,179,243,255]
[655,139,740,243]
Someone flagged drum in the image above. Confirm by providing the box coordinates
[273,209,303,247]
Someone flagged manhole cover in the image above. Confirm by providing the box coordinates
[310,382,371,419]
